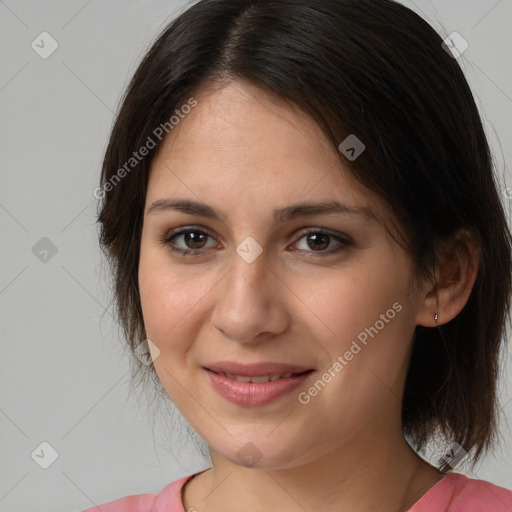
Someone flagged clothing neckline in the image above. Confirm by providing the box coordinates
[407,471,456,510]
[175,469,456,511]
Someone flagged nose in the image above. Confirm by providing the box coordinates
[210,242,289,344]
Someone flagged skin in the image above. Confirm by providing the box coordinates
[138,80,479,512]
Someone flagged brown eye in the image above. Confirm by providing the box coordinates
[162,227,218,255]
[304,233,330,251]
[293,229,352,255]
[179,230,209,249]
[159,226,351,257]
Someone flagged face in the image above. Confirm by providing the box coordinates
[138,81,426,470]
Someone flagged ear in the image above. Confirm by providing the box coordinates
[415,229,480,327]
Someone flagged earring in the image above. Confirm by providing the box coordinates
[434,309,439,322]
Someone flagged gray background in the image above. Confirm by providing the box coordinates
[0,1,511,511]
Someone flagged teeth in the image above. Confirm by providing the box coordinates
[225,372,251,382]
[251,375,270,383]
[219,371,300,383]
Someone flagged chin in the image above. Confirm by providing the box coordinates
[211,434,312,471]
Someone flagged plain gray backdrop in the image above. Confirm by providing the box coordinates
[0,1,511,511]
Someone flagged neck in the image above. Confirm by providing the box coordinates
[184,426,444,512]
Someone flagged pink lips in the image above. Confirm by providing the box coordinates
[204,361,315,406]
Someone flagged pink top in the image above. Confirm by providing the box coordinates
[80,471,512,511]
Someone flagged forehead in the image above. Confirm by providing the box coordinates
[146,80,388,224]
[153,82,336,171]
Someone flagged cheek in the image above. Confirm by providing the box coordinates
[300,259,412,353]
[138,244,196,357]
[300,259,416,410]
[138,241,223,385]
[137,254,201,409]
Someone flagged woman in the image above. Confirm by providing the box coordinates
[85,0,512,510]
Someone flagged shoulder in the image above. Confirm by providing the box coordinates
[79,493,157,512]
[411,472,512,512]
[78,474,194,512]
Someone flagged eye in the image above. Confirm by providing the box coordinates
[160,226,218,256]
[292,228,352,255]
[159,226,351,257]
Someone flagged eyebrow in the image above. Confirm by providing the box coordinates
[147,198,377,224]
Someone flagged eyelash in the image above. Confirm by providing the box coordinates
[158,226,352,257]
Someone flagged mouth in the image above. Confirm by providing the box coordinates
[203,362,315,406]
[204,360,315,376]
[206,369,311,383]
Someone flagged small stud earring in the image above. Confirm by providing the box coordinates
[434,309,439,322]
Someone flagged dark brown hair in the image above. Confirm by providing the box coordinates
[96,0,512,469]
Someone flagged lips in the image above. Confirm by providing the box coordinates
[203,361,315,406]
